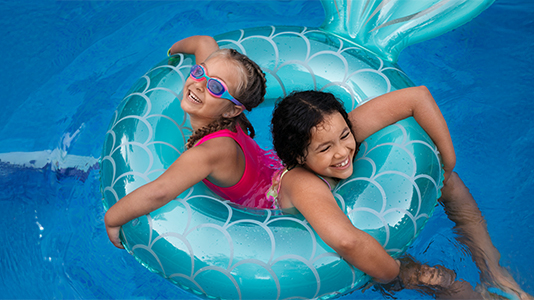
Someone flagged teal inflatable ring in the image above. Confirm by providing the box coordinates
[101,26,443,299]
[101,0,498,297]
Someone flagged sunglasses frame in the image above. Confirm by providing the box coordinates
[189,65,244,107]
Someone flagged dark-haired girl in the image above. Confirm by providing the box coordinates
[269,89,530,299]
[269,87,454,283]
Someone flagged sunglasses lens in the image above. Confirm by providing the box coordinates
[190,65,204,78]
[207,79,225,96]
[189,65,233,100]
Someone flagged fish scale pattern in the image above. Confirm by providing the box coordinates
[101,26,442,300]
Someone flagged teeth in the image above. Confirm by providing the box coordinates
[335,158,349,167]
[189,91,201,103]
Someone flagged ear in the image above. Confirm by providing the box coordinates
[296,156,306,165]
[223,105,244,119]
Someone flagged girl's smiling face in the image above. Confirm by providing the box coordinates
[181,56,243,128]
[302,112,356,180]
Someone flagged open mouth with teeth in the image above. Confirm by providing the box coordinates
[188,91,202,103]
[333,157,350,168]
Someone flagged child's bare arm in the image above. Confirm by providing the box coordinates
[168,35,219,63]
[281,169,400,283]
[349,86,455,182]
[104,141,228,248]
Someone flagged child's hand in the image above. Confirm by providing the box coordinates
[106,224,125,249]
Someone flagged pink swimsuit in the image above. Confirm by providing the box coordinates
[194,126,282,209]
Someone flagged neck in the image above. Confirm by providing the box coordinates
[189,114,218,132]
[190,115,239,136]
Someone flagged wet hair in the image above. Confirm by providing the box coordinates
[271,90,355,169]
[186,48,266,149]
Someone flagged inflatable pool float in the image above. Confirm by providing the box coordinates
[100,0,493,299]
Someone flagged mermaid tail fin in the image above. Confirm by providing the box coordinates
[320,0,494,62]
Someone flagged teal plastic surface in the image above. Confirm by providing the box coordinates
[101,1,494,299]
[100,29,439,299]
[320,0,494,62]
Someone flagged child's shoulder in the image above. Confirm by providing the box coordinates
[190,134,239,160]
[283,167,328,187]
[194,133,237,148]
[279,167,335,208]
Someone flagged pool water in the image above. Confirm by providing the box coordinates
[1,0,532,299]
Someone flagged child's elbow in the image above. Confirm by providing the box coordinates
[150,182,176,205]
[136,179,176,208]
[334,236,361,254]
[412,85,432,101]
[415,85,430,94]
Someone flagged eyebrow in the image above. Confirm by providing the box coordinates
[313,127,350,151]
[314,140,331,151]
[200,63,208,73]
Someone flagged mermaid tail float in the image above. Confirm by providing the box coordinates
[100,0,494,299]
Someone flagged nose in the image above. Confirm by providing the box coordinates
[333,142,350,158]
[191,78,206,91]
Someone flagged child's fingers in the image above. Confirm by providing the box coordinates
[113,240,125,249]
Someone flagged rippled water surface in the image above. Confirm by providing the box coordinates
[0,0,532,299]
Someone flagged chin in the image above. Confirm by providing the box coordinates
[338,168,354,180]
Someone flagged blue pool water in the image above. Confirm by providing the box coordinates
[1,0,532,299]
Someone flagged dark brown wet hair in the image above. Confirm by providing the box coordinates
[271,90,355,169]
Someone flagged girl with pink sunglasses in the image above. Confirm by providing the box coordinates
[105,36,280,249]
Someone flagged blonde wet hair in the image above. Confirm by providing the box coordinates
[186,48,266,149]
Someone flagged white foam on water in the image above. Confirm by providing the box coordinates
[0,149,98,171]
